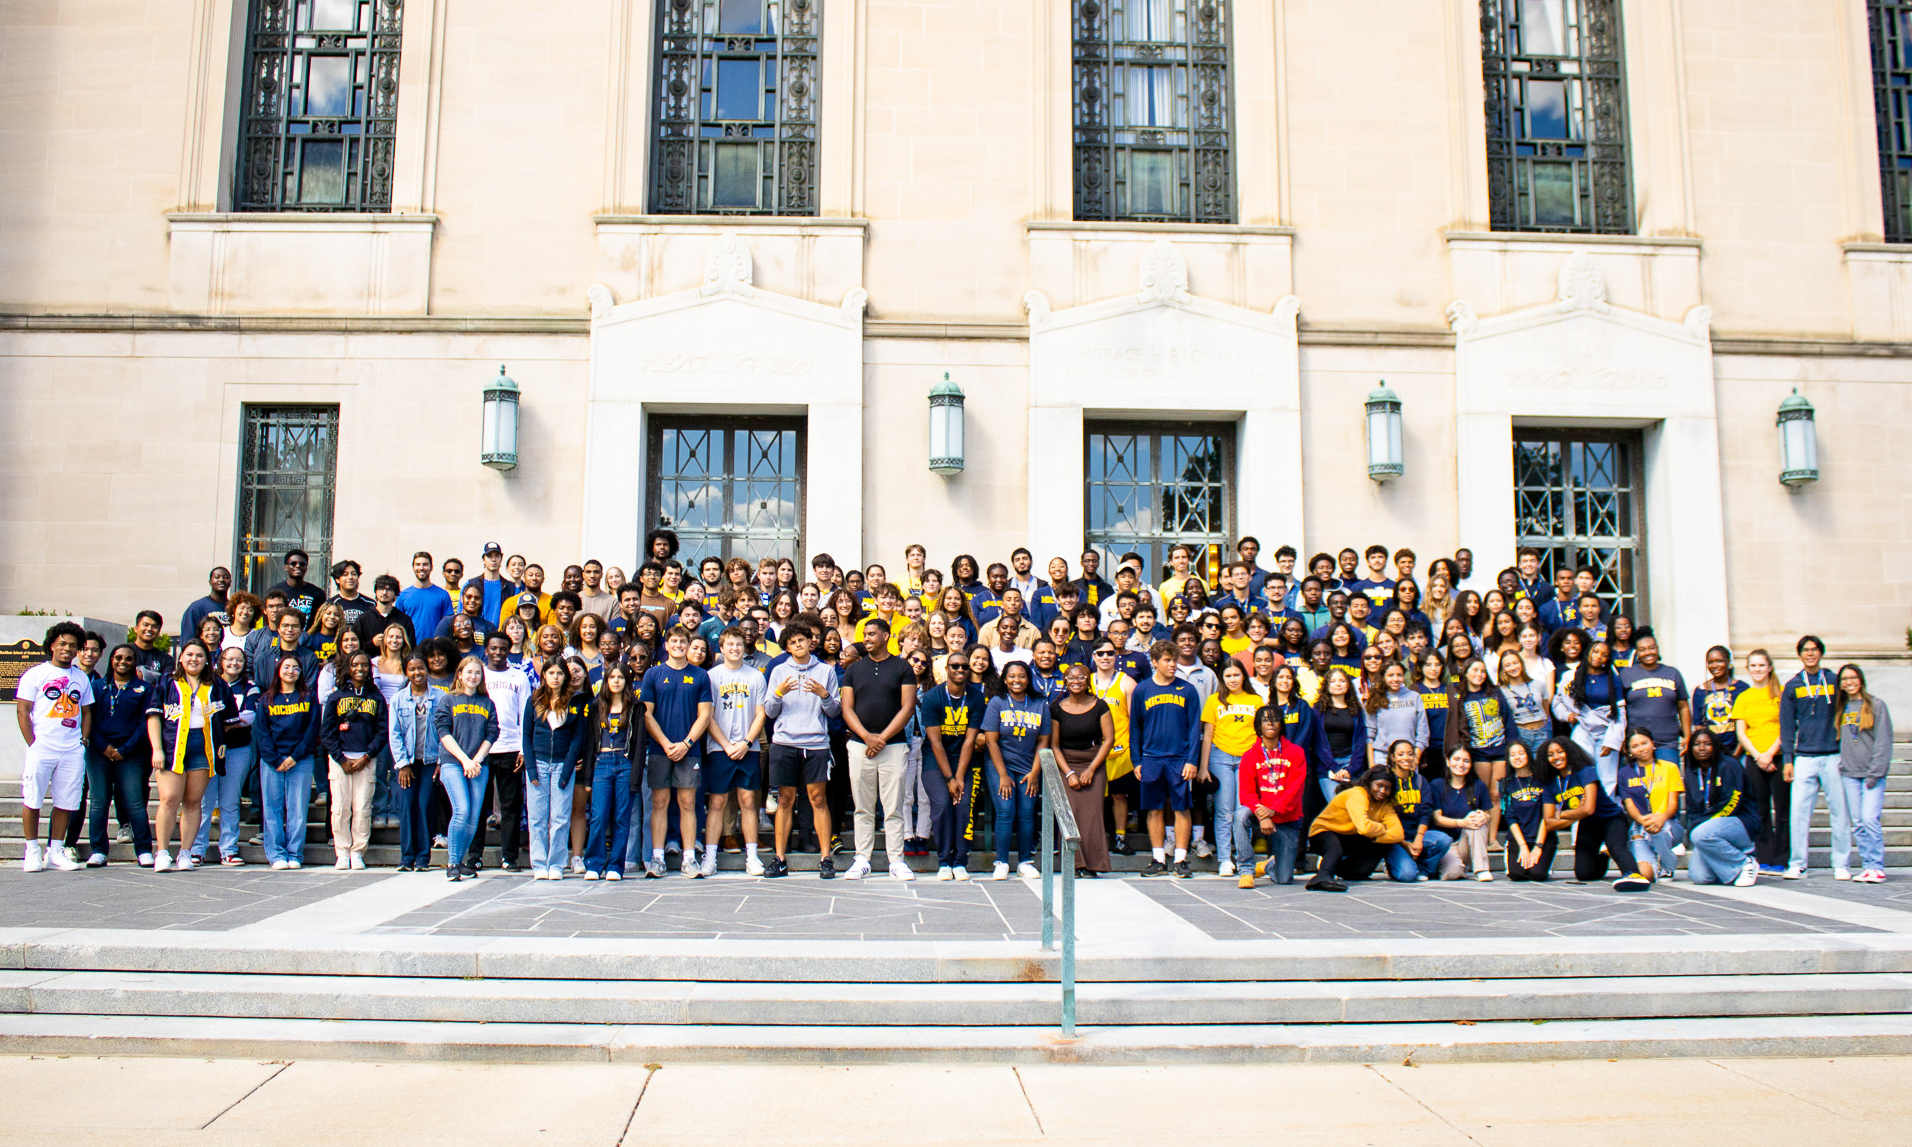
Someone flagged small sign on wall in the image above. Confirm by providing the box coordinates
[0,639,42,703]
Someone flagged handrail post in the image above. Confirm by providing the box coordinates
[1061,834,1076,1036]
[1040,752,1055,951]
[1039,748,1080,1037]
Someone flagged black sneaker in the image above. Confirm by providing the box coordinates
[1140,859,1168,877]
[830,835,848,855]
[1173,860,1192,879]
[459,862,478,877]
[446,866,463,882]
[500,860,522,873]
[764,856,790,879]
[818,857,836,880]
[1110,835,1135,856]
[1306,875,1348,892]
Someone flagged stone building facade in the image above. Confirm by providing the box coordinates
[3,0,1911,672]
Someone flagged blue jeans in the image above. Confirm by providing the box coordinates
[1842,775,1889,873]
[988,767,1038,866]
[1629,818,1685,877]
[85,746,152,858]
[1318,752,1354,805]
[192,744,254,859]
[1234,810,1302,883]
[1687,815,1755,884]
[524,757,575,873]
[259,755,314,865]
[394,759,436,867]
[586,755,635,875]
[1387,828,1454,881]
[1207,748,1245,865]
[372,749,398,820]
[439,761,490,870]
[1788,753,1849,871]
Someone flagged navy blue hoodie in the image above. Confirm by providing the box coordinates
[1689,754,1760,840]
[253,687,320,765]
[1778,667,1840,756]
[321,681,389,762]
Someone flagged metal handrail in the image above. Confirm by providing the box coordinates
[1037,747,1079,1036]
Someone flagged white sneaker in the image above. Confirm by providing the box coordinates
[936,866,954,881]
[682,856,701,878]
[270,859,289,871]
[137,852,154,867]
[86,852,108,868]
[1475,870,1494,882]
[744,856,765,877]
[1735,859,1760,887]
[844,857,872,880]
[19,842,44,873]
[350,853,367,870]
[1783,865,1806,880]
[952,866,970,881]
[991,862,1010,881]
[583,869,600,881]
[1835,868,1853,881]
[335,854,350,871]
[287,860,302,870]
[152,850,172,873]
[605,868,623,881]
[1016,861,1040,879]
[1193,839,1214,859]
[570,857,585,874]
[700,855,717,878]
[45,846,80,872]
[1218,860,1236,878]
[889,860,915,881]
[765,791,780,815]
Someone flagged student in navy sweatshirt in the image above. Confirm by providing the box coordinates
[320,651,388,870]
[252,655,320,869]
[1778,635,1848,879]
[434,655,500,881]
[1685,728,1762,886]
[1128,640,1203,878]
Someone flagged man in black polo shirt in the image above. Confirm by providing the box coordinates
[268,549,323,625]
[840,618,918,880]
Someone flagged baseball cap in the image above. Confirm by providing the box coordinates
[482,541,503,555]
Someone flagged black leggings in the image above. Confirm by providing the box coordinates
[1573,813,1635,881]
[1507,835,1558,881]
[1742,756,1790,866]
[1311,831,1388,881]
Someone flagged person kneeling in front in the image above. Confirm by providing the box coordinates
[1304,767,1404,892]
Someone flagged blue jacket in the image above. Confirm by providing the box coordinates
[90,674,153,758]
[1278,700,1335,780]
[522,693,590,786]
[387,686,448,766]
[252,687,320,765]
[1778,668,1840,757]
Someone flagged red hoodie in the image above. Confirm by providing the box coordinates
[1239,736,1308,824]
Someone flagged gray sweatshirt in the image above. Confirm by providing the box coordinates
[763,657,841,750]
[1837,697,1894,780]
[1363,687,1431,769]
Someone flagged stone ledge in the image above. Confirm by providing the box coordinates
[163,213,438,317]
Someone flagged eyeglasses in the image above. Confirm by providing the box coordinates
[1093,650,1116,657]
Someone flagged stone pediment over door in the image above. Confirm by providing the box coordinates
[1448,251,1725,672]
[580,234,867,570]
[1023,240,1304,566]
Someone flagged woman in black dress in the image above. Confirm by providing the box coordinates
[1048,662,1114,876]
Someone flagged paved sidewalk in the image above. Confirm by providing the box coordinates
[0,1055,1905,1145]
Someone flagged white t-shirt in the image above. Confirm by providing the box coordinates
[18,662,93,753]
[484,665,530,754]
[989,646,1033,672]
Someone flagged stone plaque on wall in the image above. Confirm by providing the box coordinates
[0,639,42,703]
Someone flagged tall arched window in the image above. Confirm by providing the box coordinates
[1480,0,1632,233]
[651,0,820,215]
[1073,1,1232,224]
[235,0,404,212]
[1869,1,1912,241]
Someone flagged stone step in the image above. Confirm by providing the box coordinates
[3,969,1905,1027]
[2,1012,1911,1065]
[16,928,1912,984]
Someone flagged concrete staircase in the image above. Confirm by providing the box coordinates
[7,744,1908,873]
[1,930,1910,1063]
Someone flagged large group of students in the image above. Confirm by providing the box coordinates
[12,533,1897,893]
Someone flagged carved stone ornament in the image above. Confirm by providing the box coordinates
[1445,299,1478,335]
[1273,294,1301,330]
[840,287,869,321]
[1136,240,1191,305]
[700,234,755,298]
[1555,250,1611,314]
[1684,305,1713,343]
[1023,290,1053,325]
[586,283,615,319]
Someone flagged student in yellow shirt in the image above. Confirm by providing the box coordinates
[504,563,551,625]
[1732,648,1788,873]
[1159,543,1198,607]
[1199,660,1262,878]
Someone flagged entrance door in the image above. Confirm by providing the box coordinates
[1084,421,1233,586]
[234,404,339,596]
[646,416,804,564]
[1513,428,1646,622]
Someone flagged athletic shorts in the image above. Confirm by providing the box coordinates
[1106,770,1139,800]
[645,752,702,791]
[704,749,761,795]
[767,744,832,789]
[21,743,84,811]
[1134,756,1191,812]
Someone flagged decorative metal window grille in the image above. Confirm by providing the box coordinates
[235,405,340,596]
[1481,0,1631,233]
[1073,0,1232,224]
[652,0,820,215]
[1514,430,1646,623]
[1869,2,1912,241]
[236,0,403,212]
[1085,423,1232,587]
[647,417,806,564]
